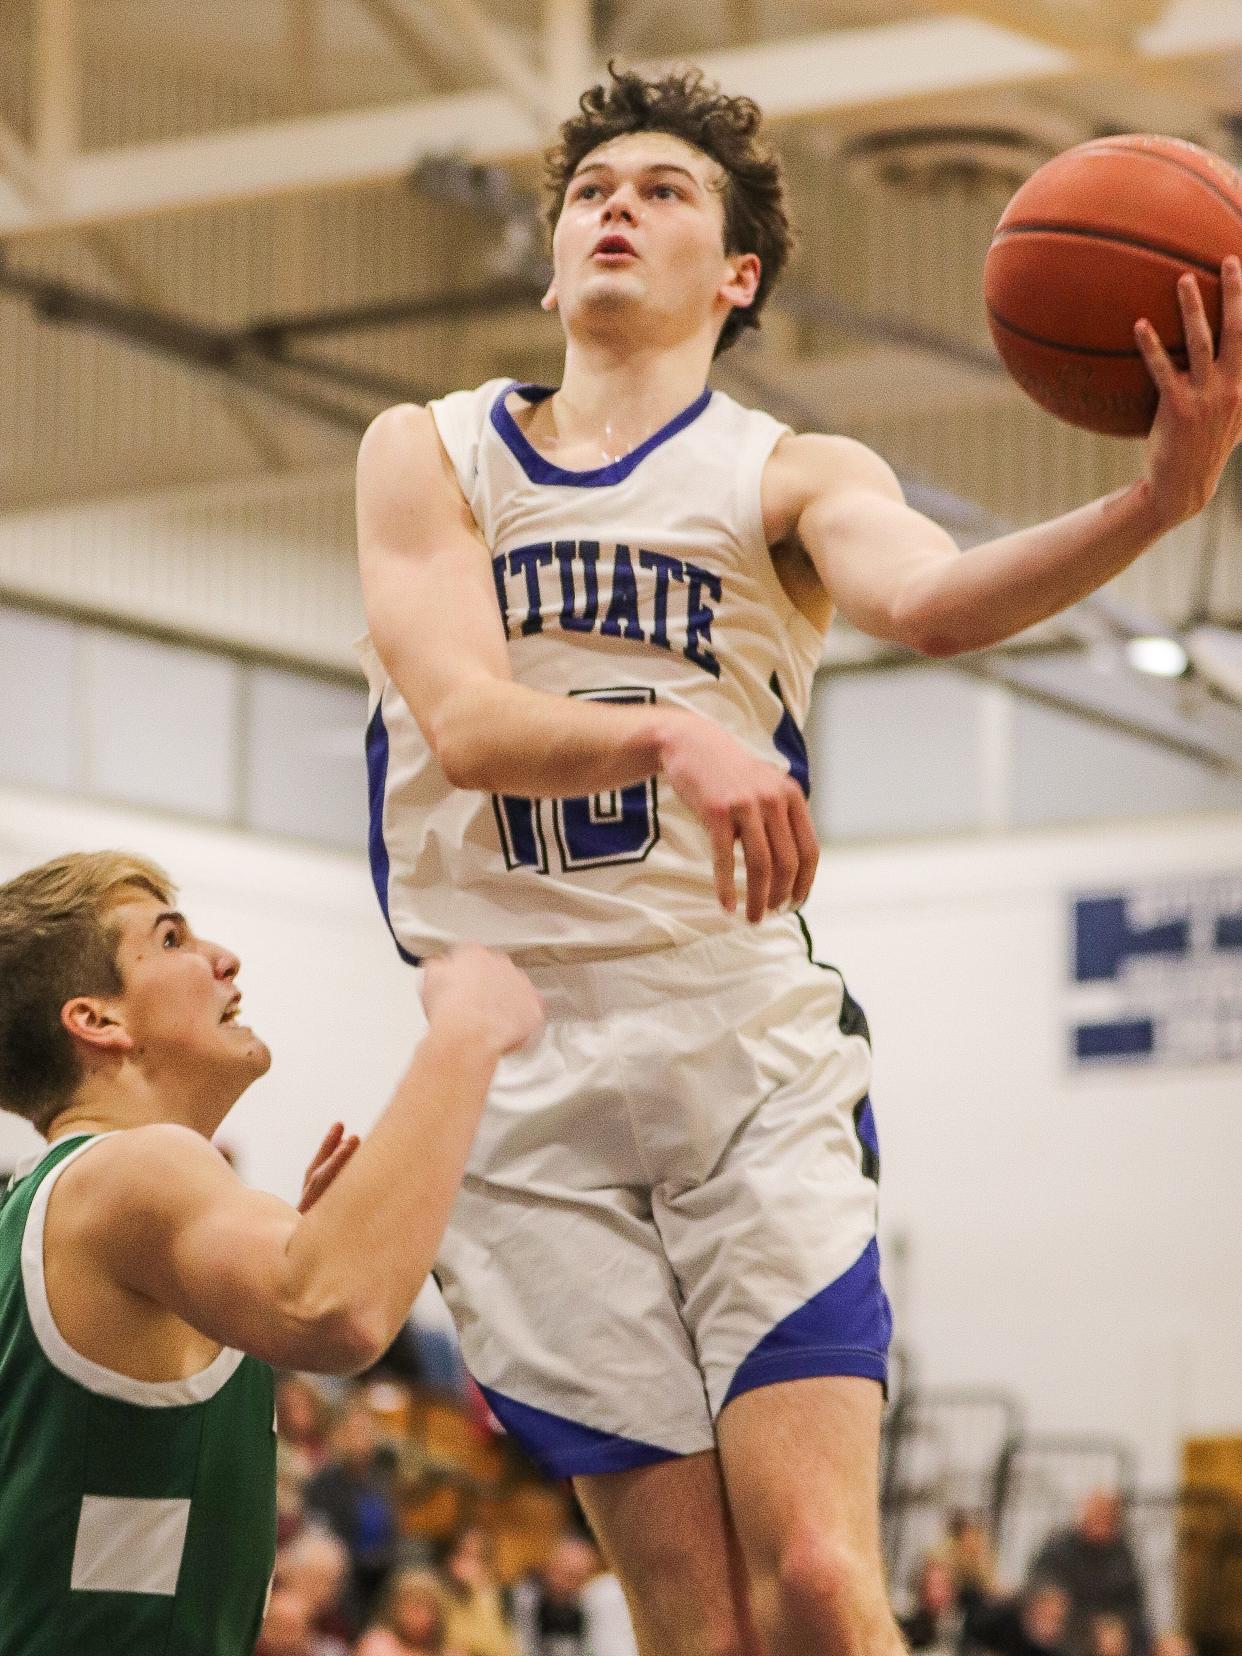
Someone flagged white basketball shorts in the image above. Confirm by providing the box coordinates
[432,912,891,1480]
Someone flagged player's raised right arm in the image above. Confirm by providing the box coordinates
[356,405,818,918]
[71,947,543,1375]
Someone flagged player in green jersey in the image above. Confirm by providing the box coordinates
[0,848,542,1656]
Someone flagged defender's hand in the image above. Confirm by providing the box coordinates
[1136,254,1242,526]
[659,714,819,923]
[421,944,544,1056]
[298,1121,361,1213]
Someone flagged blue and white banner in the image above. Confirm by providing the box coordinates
[1069,874,1242,1067]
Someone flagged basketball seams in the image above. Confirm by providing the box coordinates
[990,222,1224,280]
[985,301,1189,360]
[1069,140,1242,230]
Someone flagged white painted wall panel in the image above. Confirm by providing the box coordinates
[245,668,369,849]
[80,630,241,818]
[0,608,78,789]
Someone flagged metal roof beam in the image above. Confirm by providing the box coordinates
[2,3,1241,241]
[0,16,1072,239]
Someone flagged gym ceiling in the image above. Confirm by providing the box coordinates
[1,0,1240,769]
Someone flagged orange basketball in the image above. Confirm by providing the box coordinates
[983,134,1242,436]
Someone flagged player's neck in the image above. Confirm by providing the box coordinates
[552,331,712,453]
[47,1067,234,1144]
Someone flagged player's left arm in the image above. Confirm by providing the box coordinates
[794,255,1242,656]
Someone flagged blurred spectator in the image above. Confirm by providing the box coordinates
[279,1527,356,1649]
[358,1568,467,1656]
[365,1320,430,1388]
[305,1401,402,1625]
[1150,1636,1195,1656]
[278,1375,333,1480]
[255,1585,322,1656]
[1088,1616,1132,1656]
[511,1533,639,1656]
[403,1318,473,1402]
[440,1525,517,1656]
[969,1582,1072,1656]
[1027,1491,1151,1656]
[276,1375,333,1547]
[947,1510,1002,1619]
[278,1457,310,1550]
[900,1552,961,1653]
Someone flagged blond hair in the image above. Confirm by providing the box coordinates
[0,851,173,1132]
[372,1567,451,1645]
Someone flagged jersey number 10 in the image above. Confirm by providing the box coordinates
[492,687,661,874]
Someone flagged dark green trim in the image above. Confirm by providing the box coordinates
[795,911,871,1047]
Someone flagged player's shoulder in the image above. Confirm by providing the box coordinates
[355,403,450,520]
[358,400,431,471]
[43,1126,237,1296]
[358,379,510,480]
[54,1123,232,1225]
[767,430,904,506]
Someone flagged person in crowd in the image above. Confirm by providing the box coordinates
[947,1510,1003,1621]
[278,1527,357,1650]
[1088,1615,1133,1656]
[278,1455,311,1550]
[510,1533,639,1656]
[1150,1634,1195,1656]
[278,1375,335,1482]
[358,1567,467,1656]
[255,1585,337,1656]
[969,1581,1072,1656]
[439,1524,518,1656]
[900,1551,961,1653]
[304,1400,403,1625]
[1027,1490,1151,1656]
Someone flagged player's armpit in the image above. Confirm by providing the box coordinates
[69,1125,379,1374]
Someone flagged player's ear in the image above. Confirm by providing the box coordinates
[61,998,135,1055]
[721,252,760,311]
[540,281,559,313]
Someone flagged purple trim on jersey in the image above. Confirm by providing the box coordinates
[770,671,810,797]
[365,702,421,967]
[720,1238,892,1411]
[489,382,714,488]
[477,1383,681,1478]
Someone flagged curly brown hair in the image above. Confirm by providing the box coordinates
[542,64,793,355]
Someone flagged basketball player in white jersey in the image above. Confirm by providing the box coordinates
[356,67,1242,1656]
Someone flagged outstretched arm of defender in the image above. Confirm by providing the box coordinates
[792,257,1242,655]
[356,403,817,919]
[68,947,542,1375]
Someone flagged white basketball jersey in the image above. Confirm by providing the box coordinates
[360,378,825,966]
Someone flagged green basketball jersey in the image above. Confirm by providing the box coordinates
[0,1132,278,1656]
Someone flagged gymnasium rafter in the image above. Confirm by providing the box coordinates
[0,0,1240,765]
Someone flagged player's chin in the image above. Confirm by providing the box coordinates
[244,1035,273,1077]
[221,1027,272,1077]
[576,270,645,306]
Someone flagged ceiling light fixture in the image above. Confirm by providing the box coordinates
[1124,636,1190,678]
